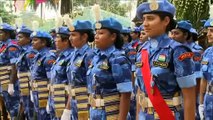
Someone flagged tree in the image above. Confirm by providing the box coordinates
[0,1,16,24]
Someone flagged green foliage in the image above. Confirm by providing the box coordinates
[172,0,209,29]
[0,1,16,24]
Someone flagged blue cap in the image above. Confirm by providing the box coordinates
[69,20,93,32]
[204,19,213,27]
[136,0,176,19]
[131,27,141,32]
[94,18,122,33]
[17,25,33,34]
[190,28,198,35]
[56,26,70,36]
[176,20,192,31]
[0,23,15,31]
[30,31,52,40]
[121,27,131,34]
[140,25,144,31]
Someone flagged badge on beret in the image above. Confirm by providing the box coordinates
[32,31,37,36]
[95,22,102,29]
[69,26,75,31]
[210,21,213,26]
[149,0,159,11]
[178,52,194,61]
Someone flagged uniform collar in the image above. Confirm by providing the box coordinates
[150,34,171,48]
[22,44,31,51]
[75,44,89,56]
[99,45,116,57]
[38,47,49,55]
[59,47,73,57]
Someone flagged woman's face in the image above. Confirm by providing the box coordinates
[0,30,8,41]
[170,29,187,43]
[207,27,213,44]
[139,30,148,43]
[17,33,30,46]
[142,14,169,38]
[55,34,69,50]
[69,31,86,48]
[32,37,45,50]
[95,29,116,50]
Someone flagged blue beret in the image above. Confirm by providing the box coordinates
[190,28,198,35]
[17,25,33,34]
[136,0,176,19]
[57,26,70,36]
[131,27,141,32]
[204,19,213,27]
[121,27,131,34]
[30,31,52,40]
[69,20,93,32]
[176,20,192,31]
[140,25,144,31]
[0,23,15,31]
[94,18,122,33]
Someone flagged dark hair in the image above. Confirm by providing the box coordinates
[149,11,177,32]
[78,30,95,42]
[39,37,52,47]
[131,31,140,37]
[57,33,71,47]
[2,29,16,39]
[178,28,191,40]
[108,29,123,49]
[121,33,132,43]
[191,33,198,41]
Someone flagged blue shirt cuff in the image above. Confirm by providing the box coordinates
[116,81,133,93]
[177,74,196,88]
[194,71,202,79]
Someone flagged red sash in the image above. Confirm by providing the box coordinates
[141,49,175,120]
[133,41,138,49]
[0,45,7,53]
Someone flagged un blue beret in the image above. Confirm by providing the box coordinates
[204,19,213,27]
[190,28,198,35]
[69,20,93,32]
[136,0,176,19]
[131,27,141,32]
[17,25,33,34]
[30,31,52,40]
[0,23,15,31]
[176,20,192,32]
[121,27,131,34]
[57,26,70,36]
[94,18,122,33]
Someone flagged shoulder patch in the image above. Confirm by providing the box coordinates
[28,53,35,58]
[178,52,194,61]
[9,47,18,51]
[47,59,55,65]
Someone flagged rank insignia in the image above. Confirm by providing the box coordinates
[201,61,208,65]
[153,61,168,68]
[178,52,194,61]
[149,0,159,11]
[158,54,166,62]
[75,59,83,67]
[99,60,109,70]
[28,53,35,58]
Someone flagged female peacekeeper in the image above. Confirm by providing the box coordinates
[16,25,37,120]
[30,31,56,120]
[48,26,73,120]
[135,0,196,120]
[199,19,213,120]
[61,20,95,120]
[86,17,132,120]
